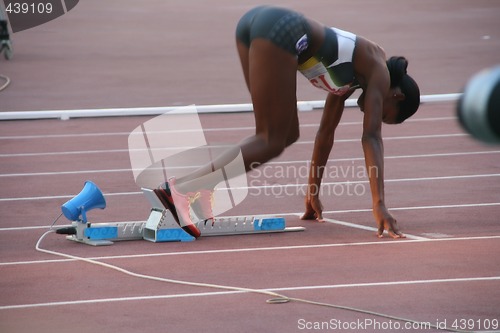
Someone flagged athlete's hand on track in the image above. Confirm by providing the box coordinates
[373,204,405,238]
[301,195,325,222]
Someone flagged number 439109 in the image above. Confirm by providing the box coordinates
[452,318,498,331]
[6,2,54,14]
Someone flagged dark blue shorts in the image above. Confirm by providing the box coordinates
[235,6,311,56]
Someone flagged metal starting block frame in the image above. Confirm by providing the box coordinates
[140,188,304,242]
[63,188,304,246]
[65,220,145,246]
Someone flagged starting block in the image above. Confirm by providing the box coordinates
[141,188,304,241]
[142,209,196,243]
[199,216,291,236]
[63,220,145,246]
[58,188,304,246]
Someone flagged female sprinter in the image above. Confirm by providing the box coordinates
[158,5,420,239]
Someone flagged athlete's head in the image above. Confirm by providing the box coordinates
[386,56,420,124]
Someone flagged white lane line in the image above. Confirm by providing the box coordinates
[0,133,469,158]
[1,235,499,267]
[0,291,244,310]
[1,173,499,202]
[324,202,500,215]
[270,276,500,293]
[0,275,497,310]
[0,191,141,202]
[291,213,428,240]
[0,148,130,158]
[1,150,499,178]
[320,217,429,240]
[273,150,500,164]
[0,168,133,178]
[0,116,457,140]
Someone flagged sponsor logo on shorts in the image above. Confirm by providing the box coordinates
[295,34,308,54]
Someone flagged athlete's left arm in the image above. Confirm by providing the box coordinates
[361,57,405,238]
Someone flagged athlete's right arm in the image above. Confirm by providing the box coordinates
[301,92,350,221]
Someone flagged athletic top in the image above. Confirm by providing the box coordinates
[298,27,358,96]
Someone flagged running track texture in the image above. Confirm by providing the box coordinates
[1,103,499,333]
[1,1,500,333]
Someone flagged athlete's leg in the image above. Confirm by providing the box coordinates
[174,39,298,195]
[238,38,299,169]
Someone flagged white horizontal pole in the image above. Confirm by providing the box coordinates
[0,93,461,121]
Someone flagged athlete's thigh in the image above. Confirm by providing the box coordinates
[236,40,251,91]
[248,39,298,144]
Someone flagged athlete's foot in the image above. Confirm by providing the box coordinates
[191,189,215,225]
[156,179,201,238]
